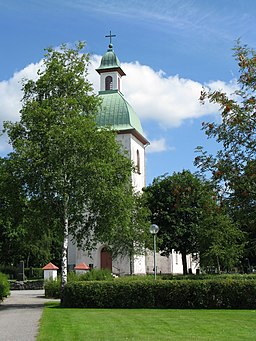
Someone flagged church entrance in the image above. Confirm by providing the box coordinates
[100,247,112,271]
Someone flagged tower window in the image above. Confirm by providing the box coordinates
[105,76,113,90]
[136,149,141,174]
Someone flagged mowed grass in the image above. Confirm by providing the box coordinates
[37,303,256,341]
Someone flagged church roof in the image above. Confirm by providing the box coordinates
[96,44,125,76]
[97,90,146,139]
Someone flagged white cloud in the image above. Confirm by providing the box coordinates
[0,62,42,128]
[0,54,237,155]
[147,138,174,154]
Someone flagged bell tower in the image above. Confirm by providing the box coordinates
[96,31,126,93]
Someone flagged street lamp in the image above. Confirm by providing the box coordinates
[149,224,159,280]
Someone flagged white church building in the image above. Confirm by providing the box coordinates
[68,38,198,276]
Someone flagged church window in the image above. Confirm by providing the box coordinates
[136,149,141,174]
[105,76,113,90]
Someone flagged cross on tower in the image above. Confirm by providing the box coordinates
[105,30,116,45]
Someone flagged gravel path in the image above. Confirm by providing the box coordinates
[0,290,59,341]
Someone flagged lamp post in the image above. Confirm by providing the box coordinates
[149,224,159,280]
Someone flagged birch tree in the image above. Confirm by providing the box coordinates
[3,42,133,291]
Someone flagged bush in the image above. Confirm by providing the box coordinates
[0,272,10,301]
[44,278,61,298]
[24,267,43,279]
[0,265,18,279]
[62,279,256,309]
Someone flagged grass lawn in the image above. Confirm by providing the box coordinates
[37,303,256,341]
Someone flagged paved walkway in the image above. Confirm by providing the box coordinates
[0,290,59,341]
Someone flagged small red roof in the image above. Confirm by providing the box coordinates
[74,262,90,270]
[42,262,59,270]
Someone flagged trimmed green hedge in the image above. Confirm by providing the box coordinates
[0,272,10,301]
[24,267,44,279]
[62,279,256,309]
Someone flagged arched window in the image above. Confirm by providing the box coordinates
[136,149,141,174]
[105,76,113,90]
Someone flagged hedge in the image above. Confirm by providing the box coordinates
[24,268,43,279]
[0,265,44,279]
[0,272,10,301]
[62,279,256,309]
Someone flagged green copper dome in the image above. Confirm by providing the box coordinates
[96,44,121,71]
[96,90,144,136]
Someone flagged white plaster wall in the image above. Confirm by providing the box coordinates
[134,254,146,274]
[116,133,146,192]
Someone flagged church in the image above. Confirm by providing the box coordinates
[68,36,198,275]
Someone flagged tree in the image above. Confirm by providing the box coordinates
[107,192,151,275]
[2,42,134,291]
[144,170,243,274]
[144,170,212,274]
[195,41,256,266]
[0,157,63,267]
[197,203,244,273]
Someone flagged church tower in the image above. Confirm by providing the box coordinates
[95,36,149,192]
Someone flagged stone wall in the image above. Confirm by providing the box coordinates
[9,280,44,290]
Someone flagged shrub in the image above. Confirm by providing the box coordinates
[0,272,10,301]
[79,269,113,281]
[24,267,43,279]
[0,265,18,279]
[62,279,256,309]
[44,277,61,298]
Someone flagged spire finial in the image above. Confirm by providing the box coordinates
[105,30,116,48]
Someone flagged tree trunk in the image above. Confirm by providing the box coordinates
[61,196,69,302]
[216,255,221,274]
[181,251,188,275]
[129,251,133,275]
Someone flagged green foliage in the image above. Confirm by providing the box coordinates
[45,269,114,298]
[144,170,212,273]
[62,279,256,309]
[44,277,61,298]
[144,170,243,273]
[68,269,113,282]
[195,41,256,266]
[24,267,44,279]
[2,42,136,289]
[107,192,151,274]
[79,268,113,281]
[160,273,256,280]
[0,265,18,279]
[0,272,10,300]
[0,157,63,267]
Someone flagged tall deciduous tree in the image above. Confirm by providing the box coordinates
[144,170,210,274]
[0,157,62,267]
[195,41,256,266]
[144,170,243,274]
[107,192,151,275]
[2,42,134,291]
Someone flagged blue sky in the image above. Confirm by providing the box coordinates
[0,0,255,184]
